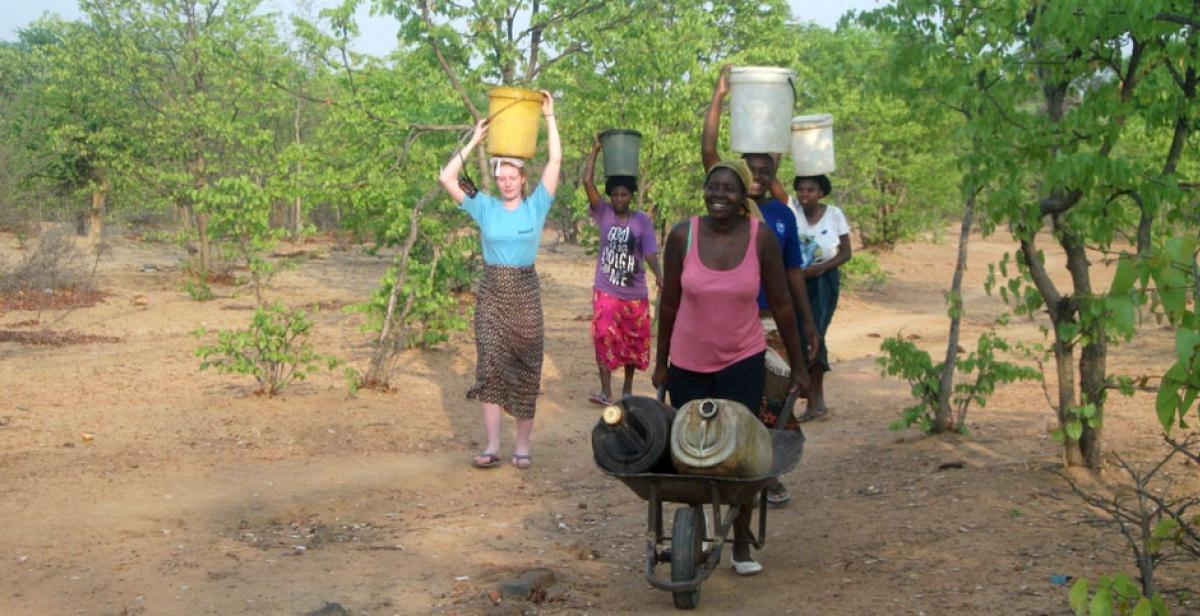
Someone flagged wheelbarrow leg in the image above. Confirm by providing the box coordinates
[755,488,768,550]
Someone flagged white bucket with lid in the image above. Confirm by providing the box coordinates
[791,113,835,176]
[729,67,796,154]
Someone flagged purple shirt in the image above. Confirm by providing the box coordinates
[591,200,658,300]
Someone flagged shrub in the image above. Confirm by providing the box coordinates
[193,303,341,397]
[1069,575,1169,616]
[0,226,93,292]
[841,251,888,292]
[180,278,215,301]
[877,330,1041,433]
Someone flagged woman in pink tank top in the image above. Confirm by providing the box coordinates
[651,159,808,575]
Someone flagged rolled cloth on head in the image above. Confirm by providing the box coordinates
[705,160,762,221]
[490,156,525,176]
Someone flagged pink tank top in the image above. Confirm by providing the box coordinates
[670,216,766,372]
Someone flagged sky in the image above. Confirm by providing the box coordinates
[0,0,883,57]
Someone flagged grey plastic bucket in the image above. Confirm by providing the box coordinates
[600,129,642,178]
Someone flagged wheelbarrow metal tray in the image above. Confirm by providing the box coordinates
[604,429,805,506]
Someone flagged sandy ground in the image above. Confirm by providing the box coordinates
[1,226,1197,616]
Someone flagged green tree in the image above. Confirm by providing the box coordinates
[82,0,293,274]
[782,24,962,250]
[864,0,1200,468]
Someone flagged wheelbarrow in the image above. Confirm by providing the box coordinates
[598,391,805,609]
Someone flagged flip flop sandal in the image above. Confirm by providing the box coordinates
[472,452,500,469]
[510,454,532,470]
[588,392,612,406]
[797,407,829,423]
[766,485,792,508]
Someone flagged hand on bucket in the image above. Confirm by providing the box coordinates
[715,63,732,98]
[468,117,489,147]
[539,89,555,118]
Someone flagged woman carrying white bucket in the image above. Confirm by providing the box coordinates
[790,174,851,420]
[436,90,561,471]
[702,64,817,508]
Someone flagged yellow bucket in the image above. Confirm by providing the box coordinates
[486,86,543,159]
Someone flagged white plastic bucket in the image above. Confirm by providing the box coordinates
[791,113,835,176]
[729,67,795,154]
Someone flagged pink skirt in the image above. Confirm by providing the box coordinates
[591,289,651,371]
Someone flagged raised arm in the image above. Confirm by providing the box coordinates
[701,64,731,171]
[769,155,789,202]
[539,90,562,197]
[651,221,688,390]
[438,118,488,204]
[583,133,602,208]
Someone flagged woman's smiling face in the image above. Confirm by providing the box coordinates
[703,168,745,221]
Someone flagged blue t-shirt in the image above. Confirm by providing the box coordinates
[757,198,803,310]
[460,183,553,267]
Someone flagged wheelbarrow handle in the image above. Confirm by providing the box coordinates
[775,391,800,430]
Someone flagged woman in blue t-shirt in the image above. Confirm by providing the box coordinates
[582,133,662,406]
[437,91,561,470]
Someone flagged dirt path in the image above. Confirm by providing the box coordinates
[1,229,1196,615]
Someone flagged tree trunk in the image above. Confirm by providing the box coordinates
[292,93,303,240]
[934,190,977,432]
[364,187,440,388]
[87,178,109,243]
[177,202,193,230]
[1061,225,1106,469]
[196,211,212,275]
[1054,336,1086,466]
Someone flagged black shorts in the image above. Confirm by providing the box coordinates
[667,351,766,414]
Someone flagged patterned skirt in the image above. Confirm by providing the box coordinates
[467,265,543,419]
[591,289,652,371]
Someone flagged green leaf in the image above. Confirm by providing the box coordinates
[1131,598,1152,616]
[1069,578,1090,613]
[1066,419,1084,441]
[1110,254,1136,295]
[1106,295,1135,333]
[1157,361,1187,430]
[1089,586,1112,615]
[1175,329,1200,364]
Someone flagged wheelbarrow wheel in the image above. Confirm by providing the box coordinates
[670,505,704,609]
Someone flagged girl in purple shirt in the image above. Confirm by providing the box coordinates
[583,134,663,405]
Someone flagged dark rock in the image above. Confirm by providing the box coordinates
[303,602,347,616]
[496,567,557,600]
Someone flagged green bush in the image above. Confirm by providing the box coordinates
[877,330,1041,433]
[1069,575,1169,616]
[193,303,341,397]
[180,278,214,301]
[841,252,888,292]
